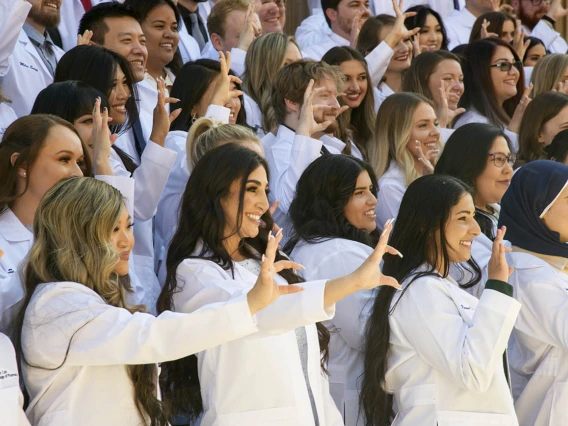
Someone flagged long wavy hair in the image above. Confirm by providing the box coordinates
[285,155,380,253]
[369,93,442,185]
[13,177,168,425]
[322,46,375,159]
[242,33,301,133]
[516,92,568,167]
[458,38,524,127]
[360,174,481,425]
[157,144,330,421]
[530,53,568,97]
[435,123,511,239]
[0,115,92,215]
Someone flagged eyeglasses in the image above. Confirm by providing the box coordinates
[488,152,516,167]
[524,0,551,6]
[490,61,523,72]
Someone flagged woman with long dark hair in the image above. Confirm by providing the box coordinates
[499,160,568,426]
[286,155,383,426]
[404,5,449,52]
[322,47,375,159]
[360,174,520,426]
[14,176,301,426]
[157,144,401,425]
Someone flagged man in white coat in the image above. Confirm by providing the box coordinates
[445,0,500,50]
[177,0,209,61]
[0,0,65,117]
[511,0,568,54]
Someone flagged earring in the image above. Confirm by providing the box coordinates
[21,171,27,177]
[191,111,197,124]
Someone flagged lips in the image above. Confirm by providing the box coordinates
[346,93,361,102]
[245,212,262,223]
[497,179,511,186]
[395,54,409,61]
[504,78,517,86]
[459,240,472,248]
[423,141,437,150]
[364,208,376,218]
[160,42,173,50]
[112,104,126,114]
[44,1,59,10]
[120,251,130,261]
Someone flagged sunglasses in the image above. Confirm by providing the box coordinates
[490,61,523,72]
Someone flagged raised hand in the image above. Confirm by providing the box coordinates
[210,51,243,107]
[349,10,369,49]
[383,0,421,50]
[512,22,529,60]
[415,140,436,175]
[480,19,498,39]
[437,80,465,129]
[547,0,568,21]
[237,3,261,52]
[507,83,532,134]
[91,97,115,176]
[247,229,304,315]
[77,29,93,46]
[149,76,181,146]
[411,35,431,57]
[296,79,334,137]
[488,226,514,282]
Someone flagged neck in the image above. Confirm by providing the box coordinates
[331,24,350,42]
[25,18,46,36]
[146,61,166,81]
[475,200,493,213]
[178,0,199,12]
[11,193,40,228]
[223,236,246,261]
[383,71,402,93]
[282,115,299,133]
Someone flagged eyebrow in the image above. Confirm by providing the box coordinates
[354,186,368,191]
[455,210,472,215]
[54,150,75,155]
[246,180,262,185]
[493,58,513,62]
[117,32,133,37]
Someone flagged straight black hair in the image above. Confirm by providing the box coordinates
[157,143,329,421]
[360,174,481,425]
[435,123,511,239]
[31,81,138,175]
[169,59,247,132]
[404,5,449,50]
[523,36,546,64]
[54,45,139,135]
[285,155,379,254]
[78,1,140,44]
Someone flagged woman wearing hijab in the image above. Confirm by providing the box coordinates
[499,160,568,426]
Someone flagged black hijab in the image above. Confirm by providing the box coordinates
[499,160,568,258]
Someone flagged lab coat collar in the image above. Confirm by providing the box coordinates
[329,31,350,47]
[17,29,52,77]
[276,124,296,143]
[319,134,346,154]
[512,246,568,272]
[0,209,33,243]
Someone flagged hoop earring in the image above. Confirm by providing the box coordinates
[191,112,197,124]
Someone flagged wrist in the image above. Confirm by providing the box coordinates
[149,132,166,146]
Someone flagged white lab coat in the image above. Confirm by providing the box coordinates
[376,160,407,227]
[0,176,136,338]
[387,268,521,425]
[295,10,331,51]
[507,249,568,426]
[172,256,343,426]
[22,281,258,426]
[0,333,29,426]
[454,109,519,153]
[292,238,375,426]
[200,42,247,76]
[137,69,175,120]
[198,0,214,24]
[243,92,265,138]
[0,0,65,117]
[525,20,568,54]
[178,26,202,63]
[445,7,477,51]
[0,102,17,137]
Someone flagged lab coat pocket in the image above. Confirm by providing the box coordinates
[437,410,515,425]
[0,387,20,426]
[550,382,568,425]
[216,406,297,425]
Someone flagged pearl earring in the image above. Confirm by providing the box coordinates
[21,171,27,177]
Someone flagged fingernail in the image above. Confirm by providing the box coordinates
[268,233,274,241]
[262,254,266,263]
[276,228,283,237]
[396,250,403,258]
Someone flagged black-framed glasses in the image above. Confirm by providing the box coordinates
[489,152,516,167]
[490,61,523,72]
[523,0,551,6]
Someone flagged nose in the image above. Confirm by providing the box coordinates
[470,218,481,237]
[330,96,340,109]
[454,80,464,95]
[427,30,437,41]
[71,162,83,177]
[348,79,358,92]
[509,65,520,76]
[132,42,148,60]
[398,39,410,53]
[116,84,129,101]
[503,160,513,174]
[225,96,239,110]
[504,34,513,43]
[368,192,378,206]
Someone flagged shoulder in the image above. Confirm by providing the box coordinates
[508,252,567,288]
[176,258,232,281]
[454,110,487,128]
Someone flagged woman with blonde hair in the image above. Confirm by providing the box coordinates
[156,117,263,282]
[13,176,299,426]
[530,53,568,97]
[369,92,443,226]
[242,33,302,136]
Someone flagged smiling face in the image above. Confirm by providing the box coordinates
[110,206,134,276]
[523,43,546,67]
[101,17,148,83]
[441,193,481,264]
[221,165,270,253]
[338,59,368,109]
[428,59,464,111]
[255,0,286,34]
[28,0,61,28]
[405,102,440,164]
[490,45,520,106]
[107,66,130,125]
[329,0,370,39]
[73,114,95,150]
[141,4,180,72]
[313,76,342,133]
[23,125,85,202]
[500,19,516,44]
[343,170,377,232]
[474,136,513,209]
[538,105,568,147]
[542,184,568,243]
[417,13,443,51]
[515,0,549,29]
[380,25,412,73]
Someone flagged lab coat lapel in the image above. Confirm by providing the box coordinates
[19,30,53,78]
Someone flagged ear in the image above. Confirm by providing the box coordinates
[284,98,300,114]
[325,8,338,25]
[210,33,224,52]
[10,152,26,177]
[537,132,546,145]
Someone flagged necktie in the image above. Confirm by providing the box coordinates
[189,13,206,51]
[320,145,331,156]
[81,0,92,12]
[42,39,57,76]
[453,0,460,10]
[132,118,146,158]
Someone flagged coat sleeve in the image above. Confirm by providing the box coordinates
[393,277,520,392]
[530,20,568,54]
[22,283,258,367]
[0,0,30,78]
[173,260,335,336]
[366,41,394,88]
